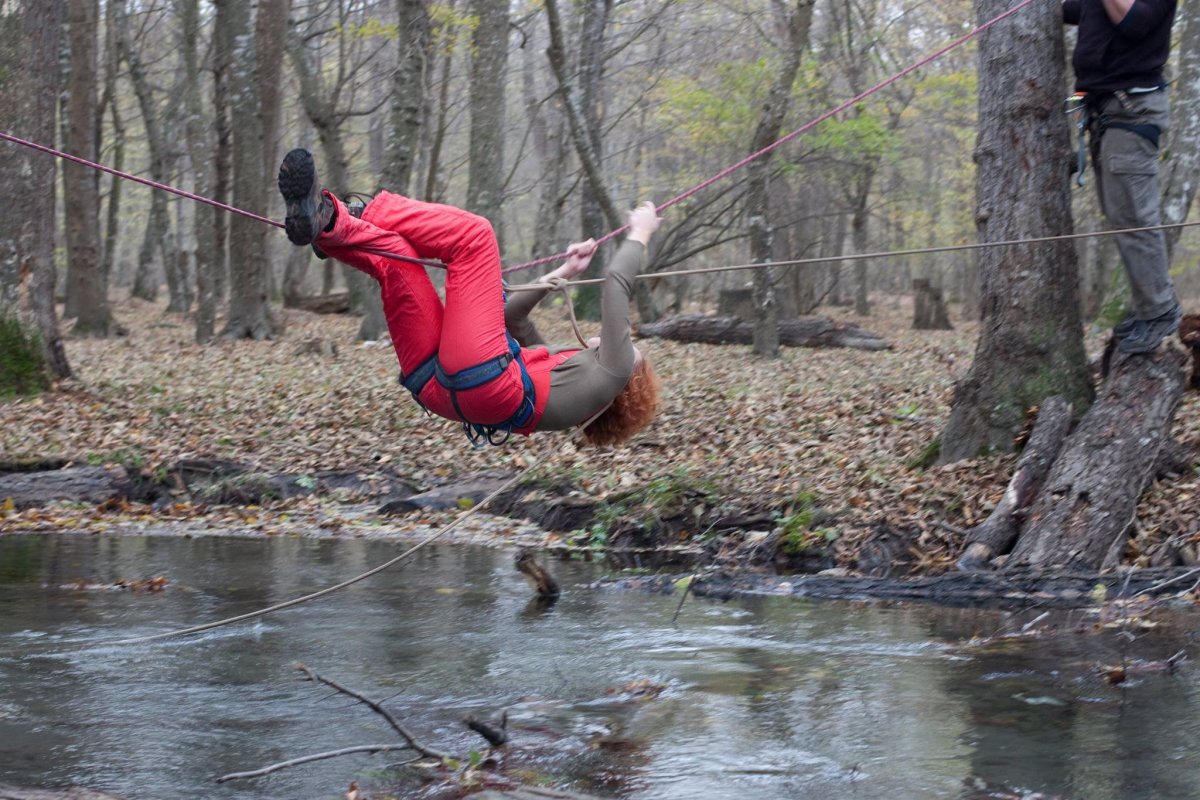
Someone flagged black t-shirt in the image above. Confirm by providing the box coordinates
[1062,0,1176,92]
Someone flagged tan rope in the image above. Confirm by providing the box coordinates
[11,436,575,653]
[544,276,589,347]
[504,219,1200,293]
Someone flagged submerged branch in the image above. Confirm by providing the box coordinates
[216,745,416,783]
[295,662,452,761]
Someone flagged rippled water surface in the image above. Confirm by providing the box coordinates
[1,533,1197,799]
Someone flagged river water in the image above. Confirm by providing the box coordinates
[0,533,1196,800]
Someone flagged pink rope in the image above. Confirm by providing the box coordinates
[0,130,443,270]
[502,0,1040,275]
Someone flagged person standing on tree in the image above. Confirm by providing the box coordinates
[276,148,661,446]
[1063,0,1181,354]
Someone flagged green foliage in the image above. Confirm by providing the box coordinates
[0,313,48,398]
[657,60,773,151]
[777,491,837,557]
[910,437,941,470]
[809,111,899,165]
[576,468,718,550]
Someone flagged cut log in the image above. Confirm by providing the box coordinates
[911,278,953,330]
[0,466,130,510]
[957,395,1073,571]
[290,292,351,314]
[636,314,890,350]
[1007,342,1190,572]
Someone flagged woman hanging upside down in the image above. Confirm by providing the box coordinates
[277,148,661,446]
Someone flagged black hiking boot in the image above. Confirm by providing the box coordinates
[1117,302,1183,354]
[1112,311,1137,340]
[278,148,333,247]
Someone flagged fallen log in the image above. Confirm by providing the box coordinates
[635,314,891,350]
[956,396,1073,571]
[1007,342,1190,572]
[289,292,351,314]
[0,466,130,510]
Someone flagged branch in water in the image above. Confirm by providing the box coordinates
[216,745,417,783]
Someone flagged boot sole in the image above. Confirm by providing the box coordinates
[278,149,319,245]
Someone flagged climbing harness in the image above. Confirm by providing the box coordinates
[1065,92,1089,187]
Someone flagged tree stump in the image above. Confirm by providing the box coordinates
[957,395,1073,570]
[1006,342,1190,572]
[636,314,890,350]
[911,278,953,330]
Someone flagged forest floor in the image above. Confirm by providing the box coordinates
[2,291,1199,579]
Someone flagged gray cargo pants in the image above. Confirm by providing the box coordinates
[1088,87,1178,320]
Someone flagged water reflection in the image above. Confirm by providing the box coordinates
[0,533,1195,799]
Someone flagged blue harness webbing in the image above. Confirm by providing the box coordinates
[399,331,536,446]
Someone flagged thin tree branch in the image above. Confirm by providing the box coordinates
[295,662,452,761]
[216,745,418,783]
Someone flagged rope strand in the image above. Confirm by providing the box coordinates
[502,0,1042,274]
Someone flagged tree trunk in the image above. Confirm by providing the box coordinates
[911,279,953,330]
[383,0,431,193]
[179,0,218,343]
[0,0,71,381]
[747,2,814,358]
[938,0,1092,463]
[1161,1,1200,260]
[1007,345,1190,571]
[466,0,508,234]
[99,0,125,290]
[956,395,1073,570]
[62,0,113,336]
[116,0,182,308]
[220,0,276,340]
[545,0,621,321]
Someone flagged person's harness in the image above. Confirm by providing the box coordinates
[1065,88,1164,187]
[400,331,536,447]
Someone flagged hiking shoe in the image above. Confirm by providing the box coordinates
[1117,302,1183,354]
[278,148,333,246]
[1112,311,1138,340]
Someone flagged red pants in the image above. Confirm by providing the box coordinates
[315,192,529,427]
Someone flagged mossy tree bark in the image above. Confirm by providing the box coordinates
[938,0,1092,463]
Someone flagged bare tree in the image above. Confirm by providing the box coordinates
[938,0,1092,463]
[62,0,114,336]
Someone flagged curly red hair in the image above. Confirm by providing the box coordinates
[580,357,660,447]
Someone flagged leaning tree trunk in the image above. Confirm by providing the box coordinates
[545,0,621,320]
[1161,1,1200,260]
[62,0,114,336]
[1006,345,1190,572]
[220,0,276,340]
[748,1,814,359]
[937,0,1092,463]
[956,395,1073,570]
